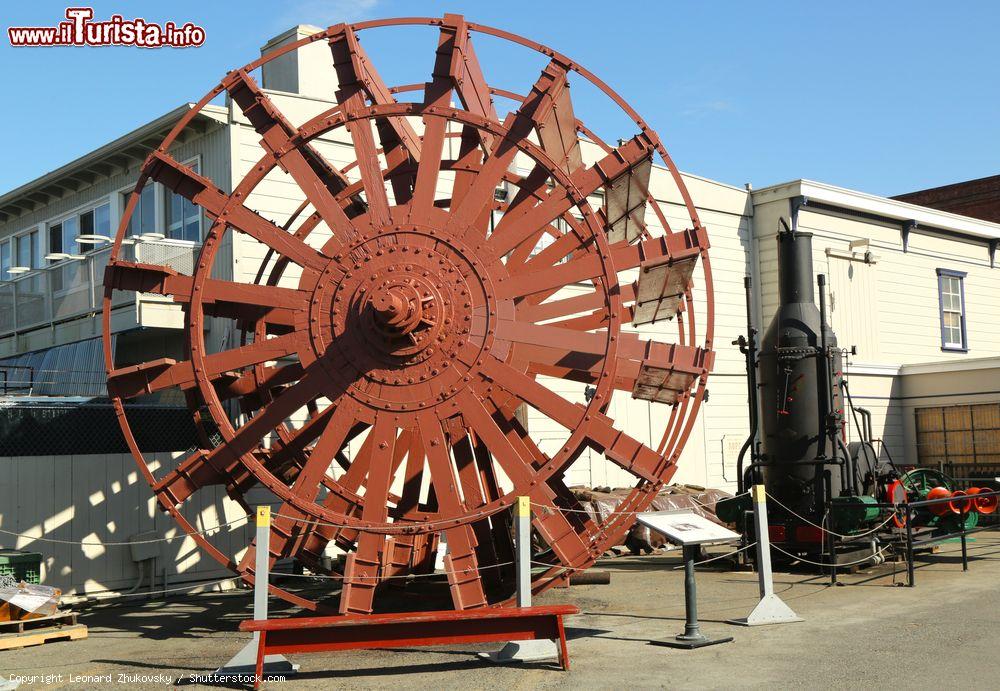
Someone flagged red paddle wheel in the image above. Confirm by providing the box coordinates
[102,14,714,615]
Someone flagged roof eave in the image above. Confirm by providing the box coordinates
[0,103,227,218]
[751,178,1000,241]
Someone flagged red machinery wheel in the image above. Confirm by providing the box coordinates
[102,15,714,614]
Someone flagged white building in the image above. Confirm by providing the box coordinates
[0,25,997,596]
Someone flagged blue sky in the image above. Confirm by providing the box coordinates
[0,1,997,196]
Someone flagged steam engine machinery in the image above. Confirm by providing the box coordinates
[717,223,997,564]
[102,15,715,615]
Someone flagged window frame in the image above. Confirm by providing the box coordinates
[936,268,968,352]
[45,197,113,263]
[163,155,203,243]
[1,226,43,276]
[118,155,202,244]
[119,181,160,239]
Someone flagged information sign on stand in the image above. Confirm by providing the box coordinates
[637,510,738,649]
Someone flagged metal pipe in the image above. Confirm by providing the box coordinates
[905,502,915,587]
[836,436,859,498]
[681,544,701,639]
[735,275,759,494]
[778,219,815,304]
[817,274,831,466]
[961,524,968,572]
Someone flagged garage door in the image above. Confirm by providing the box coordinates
[915,402,1000,475]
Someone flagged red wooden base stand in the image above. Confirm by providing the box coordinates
[239,605,578,687]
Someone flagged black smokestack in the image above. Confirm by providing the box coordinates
[757,225,846,520]
[777,230,816,306]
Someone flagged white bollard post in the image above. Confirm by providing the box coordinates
[516,495,531,608]
[215,506,298,679]
[729,485,802,626]
[480,496,559,664]
[251,506,272,648]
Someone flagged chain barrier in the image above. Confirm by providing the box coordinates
[270,510,510,532]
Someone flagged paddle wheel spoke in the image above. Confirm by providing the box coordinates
[224,69,358,247]
[454,389,592,567]
[339,416,398,614]
[215,362,304,406]
[384,430,437,577]
[447,60,575,239]
[420,412,488,610]
[440,14,498,131]
[497,320,709,396]
[345,111,392,229]
[329,25,422,161]
[500,167,558,268]
[515,285,633,325]
[107,331,302,399]
[143,152,329,271]
[239,401,361,574]
[487,135,655,258]
[445,417,504,589]
[449,126,486,222]
[152,370,324,507]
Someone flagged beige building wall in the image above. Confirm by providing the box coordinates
[0,452,251,596]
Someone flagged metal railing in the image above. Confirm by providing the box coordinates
[0,238,199,339]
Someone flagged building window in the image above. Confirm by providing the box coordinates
[48,217,77,258]
[124,184,157,237]
[80,202,111,245]
[915,402,1000,470]
[165,160,201,242]
[122,157,202,241]
[15,231,40,269]
[48,201,112,261]
[937,269,967,351]
[0,242,9,277]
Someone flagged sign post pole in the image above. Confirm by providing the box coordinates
[654,542,734,649]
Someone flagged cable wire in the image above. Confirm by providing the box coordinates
[0,515,252,547]
[271,510,509,532]
[765,491,898,539]
[78,576,243,603]
[676,541,758,569]
[270,560,515,583]
[770,542,890,568]
[529,490,750,517]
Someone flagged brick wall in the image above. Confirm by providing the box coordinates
[893,175,1000,223]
